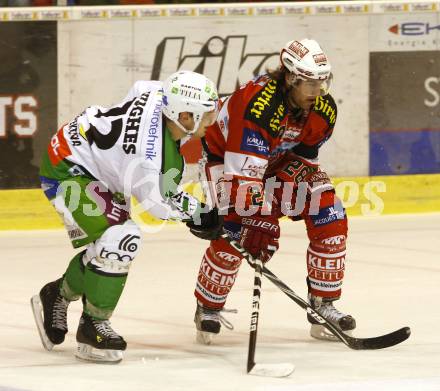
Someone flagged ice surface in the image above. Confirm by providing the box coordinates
[1,213,439,391]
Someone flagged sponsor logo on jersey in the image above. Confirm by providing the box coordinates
[118,234,140,252]
[106,200,128,224]
[321,235,346,245]
[311,204,345,226]
[68,227,87,240]
[123,92,151,154]
[242,217,279,232]
[240,128,269,156]
[99,247,134,262]
[48,128,72,165]
[282,127,301,141]
[145,98,163,161]
[308,278,343,291]
[249,79,277,119]
[307,254,345,271]
[223,227,241,241]
[215,251,241,263]
[245,78,286,136]
[66,119,82,146]
[200,257,237,286]
[239,156,268,178]
[313,95,337,125]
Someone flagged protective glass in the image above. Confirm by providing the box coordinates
[290,73,333,97]
[301,76,332,97]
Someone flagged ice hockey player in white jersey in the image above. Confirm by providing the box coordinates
[31,70,221,363]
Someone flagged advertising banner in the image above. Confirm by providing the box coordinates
[370,50,440,175]
[1,2,438,188]
[370,11,440,175]
[0,21,57,189]
[58,14,370,177]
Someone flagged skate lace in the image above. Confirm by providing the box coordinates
[93,320,120,339]
[200,307,237,330]
[317,302,346,323]
[52,295,69,331]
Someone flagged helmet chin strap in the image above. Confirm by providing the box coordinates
[174,118,201,136]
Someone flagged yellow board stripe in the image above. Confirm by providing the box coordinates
[332,174,440,216]
[1,174,439,230]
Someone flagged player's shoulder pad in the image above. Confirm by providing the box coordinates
[312,94,337,127]
[243,76,286,138]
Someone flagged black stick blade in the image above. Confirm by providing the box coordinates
[347,327,411,350]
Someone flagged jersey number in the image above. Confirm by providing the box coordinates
[86,99,134,150]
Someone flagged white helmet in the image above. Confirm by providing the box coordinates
[280,39,332,95]
[280,39,333,96]
[162,70,218,135]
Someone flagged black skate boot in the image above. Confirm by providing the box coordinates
[75,312,126,364]
[194,301,235,345]
[307,294,356,341]
[30,278,70,350]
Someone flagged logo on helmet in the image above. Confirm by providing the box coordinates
[313,53,328,65]
[288,41,309,59]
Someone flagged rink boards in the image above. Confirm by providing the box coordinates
[0,1,439,227]
[0,0,439,191]
[1,173,439,230]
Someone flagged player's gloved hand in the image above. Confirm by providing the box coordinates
[239,216,280,263]
[187,207,224,240]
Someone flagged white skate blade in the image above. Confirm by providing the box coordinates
[248,363,295,378]
[196,330,216,345]
[310,324,353,341]
[30,295,54,351]
[75,343,123,364]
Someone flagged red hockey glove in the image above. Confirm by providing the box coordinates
[240,216,280,263]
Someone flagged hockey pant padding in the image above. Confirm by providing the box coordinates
[195,220,243,309]
[82,220,141,319]
[302,191,348,299]
[40,170,130,249]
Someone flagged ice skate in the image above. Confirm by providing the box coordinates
[31,278,70,351]
[308,295,356,341]
[75,313,126,364]
[194,301,235,345]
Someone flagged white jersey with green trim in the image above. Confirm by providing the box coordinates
[58,80,200,221]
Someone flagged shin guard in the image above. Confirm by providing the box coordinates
[195,237,243,309]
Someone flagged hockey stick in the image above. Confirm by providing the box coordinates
[222,231,411,350]
[226,232,294,377]
[248,252,295,377]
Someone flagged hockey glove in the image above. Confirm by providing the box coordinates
[187,207,224,241]
[240,216,280,263]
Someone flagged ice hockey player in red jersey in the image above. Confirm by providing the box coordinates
[193,38,356,344]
